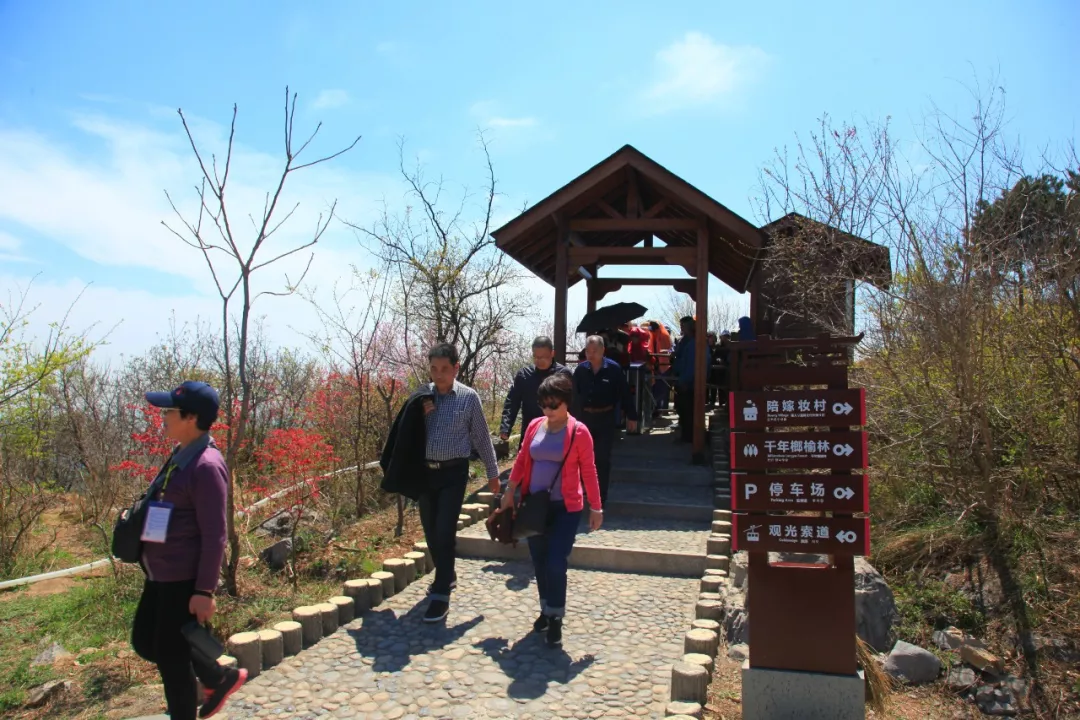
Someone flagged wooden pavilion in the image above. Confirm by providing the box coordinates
[491,145,890,460]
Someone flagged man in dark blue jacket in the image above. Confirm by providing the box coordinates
[499,336,571,448]
[572,335,639,505]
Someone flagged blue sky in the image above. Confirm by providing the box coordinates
[2,0,1077,358]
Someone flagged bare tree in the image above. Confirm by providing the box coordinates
[162,87,360,596]
[351,135,530,385]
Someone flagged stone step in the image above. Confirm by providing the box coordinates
[609,465,714,487]
[457,516,710,577]
[222,557,699,719]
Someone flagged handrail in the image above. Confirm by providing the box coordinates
[1,432,518,591]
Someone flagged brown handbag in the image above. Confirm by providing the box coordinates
[485,506,516,545]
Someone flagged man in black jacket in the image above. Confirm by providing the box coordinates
[499,336,571,448]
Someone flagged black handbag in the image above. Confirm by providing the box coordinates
[111,456,174,563]
[181,620,225,666]
[512,422,577,540]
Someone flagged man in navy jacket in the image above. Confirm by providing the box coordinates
[499,336,571,448]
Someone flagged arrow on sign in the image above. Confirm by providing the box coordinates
[832,402,854,415]
[835,530,858,544]
[832,443,855,457]
[833,486,856,500]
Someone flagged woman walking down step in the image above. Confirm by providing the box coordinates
[501,373,604,647]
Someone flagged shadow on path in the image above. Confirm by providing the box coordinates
[474,635,596,700]
[346,601,484,673]
[480,560,533,592]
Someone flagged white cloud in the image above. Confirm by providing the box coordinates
[312,89,350,111]
[469,101,538,132]
[643,32,769,114]
[0,230,31,263]
[0,109,400,358]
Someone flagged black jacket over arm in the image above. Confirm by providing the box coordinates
[379,385,435,501]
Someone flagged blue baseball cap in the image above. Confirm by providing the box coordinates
[146,381,220,426]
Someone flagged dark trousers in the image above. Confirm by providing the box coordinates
[580,410,615,506]
[526,502,582,617]
[132,579,226,720]
[418,464,468,600]
[675,384,694,442]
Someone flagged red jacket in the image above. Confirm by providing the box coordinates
[510,416,602,512]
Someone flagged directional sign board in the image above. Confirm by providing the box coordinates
[732,514,870,556]
[729,389,866,429]
[731,474,869,513]
[730,431,868,470]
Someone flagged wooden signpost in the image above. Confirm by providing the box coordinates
[727,335,871,682]
[730,473,869,513]
[730,431,868,470]
[729,389,867,429]
[732,514,870,555]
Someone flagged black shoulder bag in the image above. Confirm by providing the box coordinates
[513,421,577,540]
[111,458,175,563]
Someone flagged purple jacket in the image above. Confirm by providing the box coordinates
[141,434,229,592]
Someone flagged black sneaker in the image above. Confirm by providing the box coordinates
[199,667,247,718]
[532,614,550,633]
[428,577,457,593]
[546,616,563,647]
[423,599,449,623]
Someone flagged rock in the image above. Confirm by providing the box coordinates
[1002,675,1029,705]
[730,552,748,589]
[882,641,941,685]
[727,643,749,661]
[26,680,72,707]
[854,558,898,653]
[945,665,977,692]
[960,644,1004,675]
[260,539,292,571]
[31,642,73,666]
[934,626,965,651]
[720,589,749,645]
[975,684,1017,716]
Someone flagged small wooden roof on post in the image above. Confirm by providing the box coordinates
[491,144,764,461]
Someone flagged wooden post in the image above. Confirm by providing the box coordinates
[586,279,597,314]
[693,224,709,460]
[554,214,569,364]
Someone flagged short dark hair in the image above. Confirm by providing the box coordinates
[531,336,554,351]
[427,343,459,365]
[179,409,214,432]
[537,373,573,407]
[679,315,694,326]
[648,321,660,331]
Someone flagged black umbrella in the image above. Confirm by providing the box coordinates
[576,302,647,334]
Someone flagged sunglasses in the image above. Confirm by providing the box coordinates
[539,400,565,410]
[160,408,178,417]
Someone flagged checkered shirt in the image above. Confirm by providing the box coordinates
[424,380,499,479]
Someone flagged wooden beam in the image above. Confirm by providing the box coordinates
[594,278,696,302]
[594,198,623,219]
[626,167,641,218]
[569,218,701,232]
[554,215,569,364]
[693,224,709,460]
[568,246,696,265]
[642,198,669,218]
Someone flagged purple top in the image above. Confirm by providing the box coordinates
[528,424,567,501]
[141,434,229,592]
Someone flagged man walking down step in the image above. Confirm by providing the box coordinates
[418,343,500,622]
[499,335,571,450]
[133,381,246,719]
[572,335,638,506]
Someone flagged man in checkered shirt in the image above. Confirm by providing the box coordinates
[419,342,500,623]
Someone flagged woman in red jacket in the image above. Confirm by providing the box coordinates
[501,373,603,647]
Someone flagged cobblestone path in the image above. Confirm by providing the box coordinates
[223,559,698,719]
[212,419,715,720]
